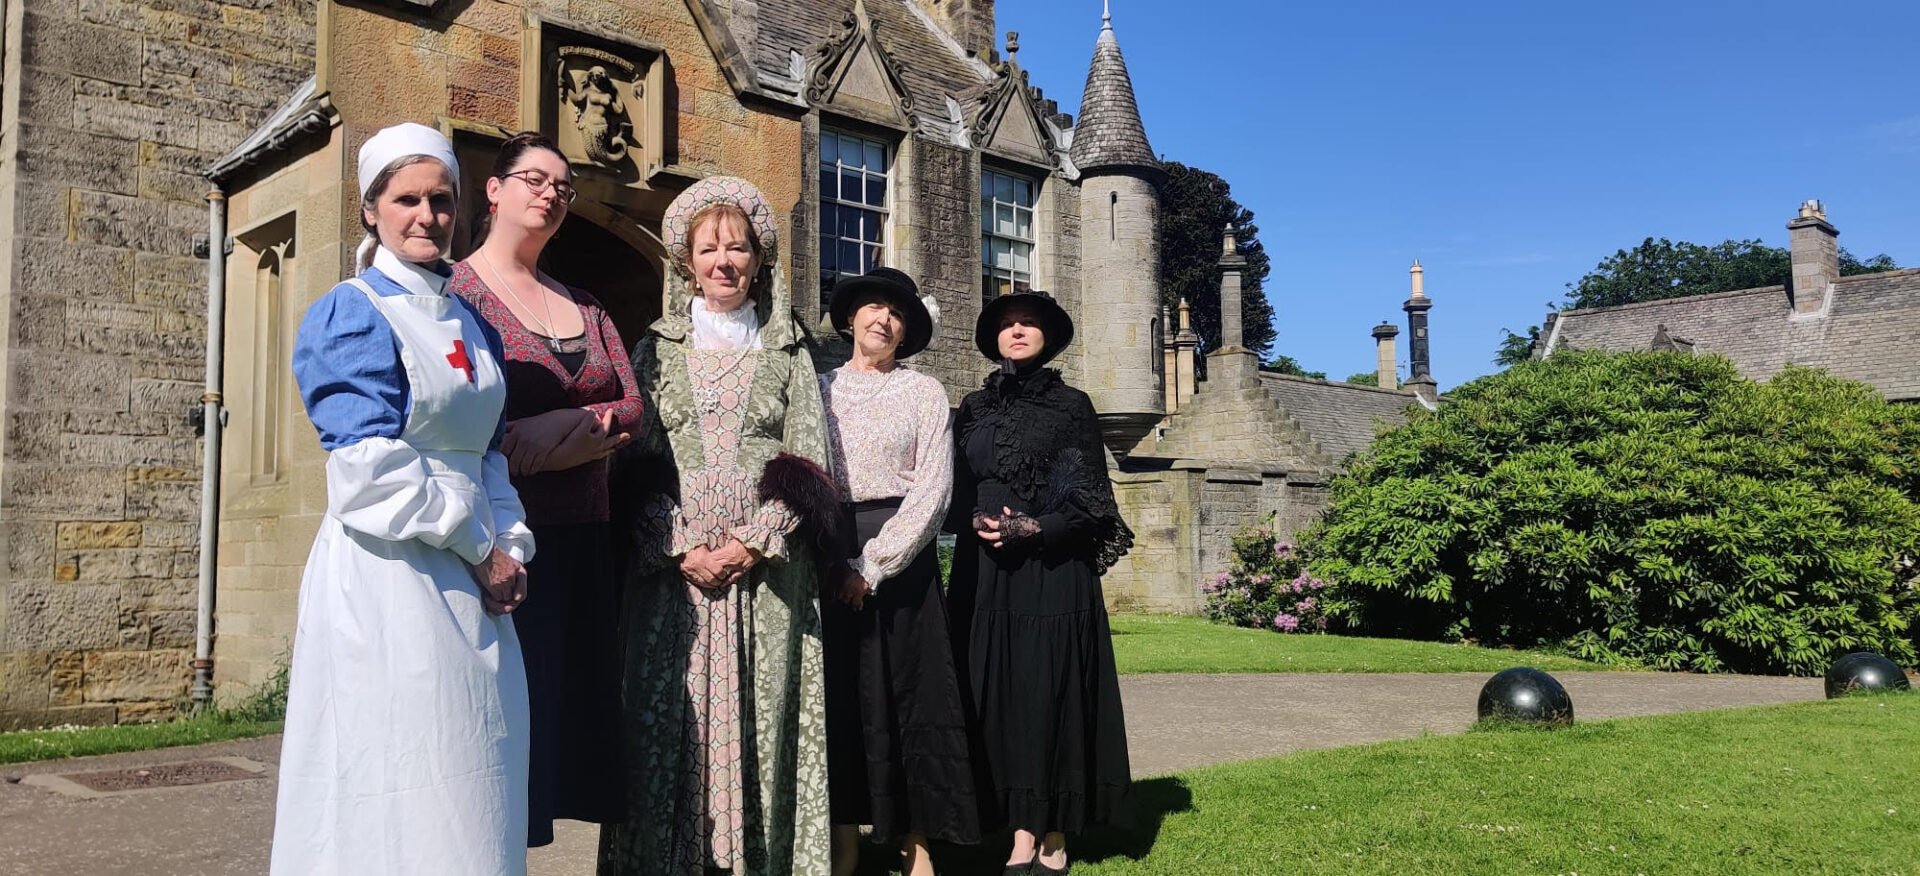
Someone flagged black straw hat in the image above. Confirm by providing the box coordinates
[829,267,939,359]
[974,290,1073,366]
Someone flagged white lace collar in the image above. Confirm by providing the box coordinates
[370,246,450,297]
[689,295,763,351]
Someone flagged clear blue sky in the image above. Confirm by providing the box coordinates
[995,0,1920,389]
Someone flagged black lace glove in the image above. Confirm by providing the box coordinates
[971,510,996,535]
[995,510,1043,550]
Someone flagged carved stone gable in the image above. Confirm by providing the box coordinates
[523,16,668,186]
[971,59,1057,168]
[805,3,919,133]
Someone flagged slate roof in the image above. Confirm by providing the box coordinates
[1065,12,1157,175]
[745,0,992,140]
[1260,374,1422,464]
[1539,268,1920,400]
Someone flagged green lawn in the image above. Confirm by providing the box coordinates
[890,694,1919,875]
[1110,614,1612,675]
[0,715,282,766]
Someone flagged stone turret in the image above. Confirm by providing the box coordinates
[1403,260,1437,403]
[1072,1,1165,454]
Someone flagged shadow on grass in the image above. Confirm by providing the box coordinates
[857,777,1195,874]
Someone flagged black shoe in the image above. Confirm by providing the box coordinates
[1034,860,1070,876]
[1002,859,1035,876]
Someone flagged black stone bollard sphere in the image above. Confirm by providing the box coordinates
[1824,652,1912,699]
[1477,667,1574,727]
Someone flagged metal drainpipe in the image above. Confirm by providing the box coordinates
[191,185,229,713]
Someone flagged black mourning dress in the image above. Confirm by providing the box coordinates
[946,366,1134,835]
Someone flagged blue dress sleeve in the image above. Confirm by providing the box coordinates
[293,285,409,450]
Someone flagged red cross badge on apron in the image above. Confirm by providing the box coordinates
[446,340,476,384]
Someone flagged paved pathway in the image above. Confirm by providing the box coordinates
[0,671,1822,875]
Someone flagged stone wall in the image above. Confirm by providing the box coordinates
[0,0,317,729]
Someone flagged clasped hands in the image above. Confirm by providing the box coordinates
[467,547,527,616]
[975,506,1042,550]
[682,540,761,590]
[501,407,630,477]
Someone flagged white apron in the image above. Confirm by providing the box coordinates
[271,275,532,875]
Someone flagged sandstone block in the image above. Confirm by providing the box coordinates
[58,522,143,549]
[20,14,143,86]
[3,583,119,651]
[4,464,126,518]
[16,237,137,302]
[17,124,140,195]
[83,649,189,702]
[149,610,196,649]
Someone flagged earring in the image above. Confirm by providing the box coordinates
[489,203,497,214]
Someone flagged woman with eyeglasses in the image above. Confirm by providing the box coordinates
[450,131,643,848]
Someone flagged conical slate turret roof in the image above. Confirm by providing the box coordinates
[1068,5,1158,177]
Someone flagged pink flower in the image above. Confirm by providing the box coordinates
[1315,617,1329,631]
[1273,613,1300,632]
[1310,576,1328,591]
[1297,597,1317,613]
[1291,575,1308,595]
[1274,541,1295,558]
[1252,573,1274,587]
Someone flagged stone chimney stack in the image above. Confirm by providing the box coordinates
[913,0,997,60]
[1403,259,1437,403]
[1208,224,1260,387]
[1787,199,1839,316]
[1371,321,1399,391]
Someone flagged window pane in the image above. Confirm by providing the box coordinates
[981,238,991,267]
[1016,208,1032,240]
[995,204,1014,236]
[819,168,837,200]
[1015,178,1033,206]
[839,241,861,277]
[981,173,994,200]
[840,206,862,241]
[819,235,837,273]
[865,242,886,272]
[820,203,838,237]
[863,212,883,243]
[1012,243,1030,273]
[820,132,838,166]
[992,238,1012,270]
[995,174,1013,203]
[865,174,886,208]
[981,198,993,233]
[841,170,862,204]
[864,141,885,171]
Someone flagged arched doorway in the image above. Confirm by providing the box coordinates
[537,211,661,347]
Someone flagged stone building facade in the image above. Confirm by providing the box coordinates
[0,0,1431,724]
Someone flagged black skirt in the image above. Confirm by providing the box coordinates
[946,463,1132,837]
[515,521,624,847]
[822,499,982,844]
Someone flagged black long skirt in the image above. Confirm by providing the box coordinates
[516,521,624,847]
[947,533,1131,836]
[822,499,982,844]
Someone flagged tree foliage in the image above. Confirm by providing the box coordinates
[1158,161,1277,360]
[1566,237,1900,310]
[1262,355,1325,380]
[1306,351,1920,675]
[1344,372,1380,387]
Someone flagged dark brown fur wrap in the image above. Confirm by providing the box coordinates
[757,452,844,558]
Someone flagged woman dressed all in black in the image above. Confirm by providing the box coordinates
[947,290,1134,875]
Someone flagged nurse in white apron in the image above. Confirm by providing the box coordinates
[271,123,536,876]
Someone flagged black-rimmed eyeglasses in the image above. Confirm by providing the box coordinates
[502,170,578,205]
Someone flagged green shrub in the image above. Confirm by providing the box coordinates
[1307,351,1920,675]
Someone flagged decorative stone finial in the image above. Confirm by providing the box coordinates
[1103,0,1112,29]
[1006,31,1019,59]
[1410,259,1426,299]
[1798,199,1827,220]
[1222,223,1238,256]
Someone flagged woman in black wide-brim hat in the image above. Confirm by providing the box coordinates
[819,268,980,876]
[946,290,1134,875]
